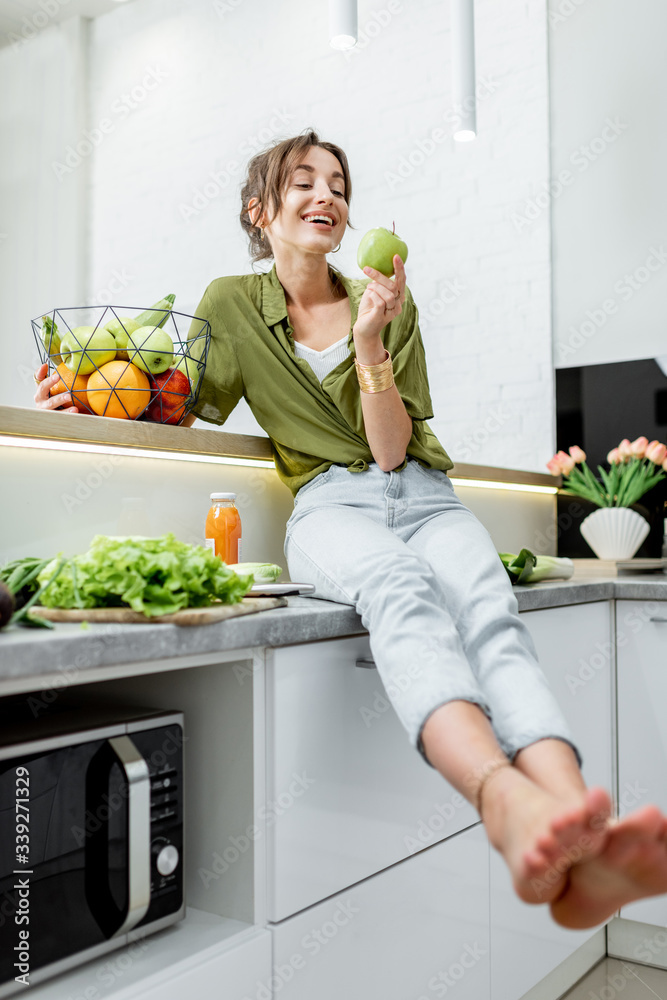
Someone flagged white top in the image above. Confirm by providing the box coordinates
[293,334,350,383]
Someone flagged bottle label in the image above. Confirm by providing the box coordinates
[204,538,216,554]
[237,538,242,562]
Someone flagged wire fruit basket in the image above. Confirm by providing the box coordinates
[32,297,210,424]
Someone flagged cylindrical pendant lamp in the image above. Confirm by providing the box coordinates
[451,0,477,141]
[329,0,357,50]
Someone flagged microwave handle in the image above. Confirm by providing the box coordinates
[109,736,151,937]
[85,735,151,938]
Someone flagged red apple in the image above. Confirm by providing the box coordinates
[146,368,191,424]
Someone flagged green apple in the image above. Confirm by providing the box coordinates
[357,222,408,277]
[60,326,117,375]
[127,326,174,375]
[174,337,206,391]
[104,316,140,361]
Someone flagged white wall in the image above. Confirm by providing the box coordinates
[0,441,557,565]
[0,445,294,569]
[1,0,555,475]
[0,18,88,401]
[548,0,667,369]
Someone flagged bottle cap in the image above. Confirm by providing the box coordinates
[210,492,237,500]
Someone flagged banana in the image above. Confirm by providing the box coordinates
[40,315,62,365]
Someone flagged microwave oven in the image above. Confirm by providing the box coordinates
[0,701,184,997]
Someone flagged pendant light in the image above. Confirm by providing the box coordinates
[329,0,357,50]
[451,0,477,141]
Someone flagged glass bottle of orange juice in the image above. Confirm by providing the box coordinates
[205,493,242,564]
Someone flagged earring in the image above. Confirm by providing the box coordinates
[260,228,265,242]
[331,244,341,253]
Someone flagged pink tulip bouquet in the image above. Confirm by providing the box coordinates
[547,437,667,507]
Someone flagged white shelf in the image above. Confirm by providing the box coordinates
[23,908,260,999]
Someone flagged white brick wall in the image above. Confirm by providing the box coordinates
[84,0,554,472]
[3,0,554,475]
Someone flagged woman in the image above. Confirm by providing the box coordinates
[35,129,667,928]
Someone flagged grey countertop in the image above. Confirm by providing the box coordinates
[1,575,665,692]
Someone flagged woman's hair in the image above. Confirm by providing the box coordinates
[239,128,353,266]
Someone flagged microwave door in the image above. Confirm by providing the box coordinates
[0,739,115,983]
[85,736,151,939]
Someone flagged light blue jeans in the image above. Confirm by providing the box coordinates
[284,459,581,768]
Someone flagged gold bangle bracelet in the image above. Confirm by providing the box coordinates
[355,350,394,393]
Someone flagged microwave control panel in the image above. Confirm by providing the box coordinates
[132,723,184,924]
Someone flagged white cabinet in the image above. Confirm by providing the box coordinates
[270,824,490,1000]
[616,599,667,926]
[489,602,612,1000]
[23,918,272,1000]
[265,636,478,921]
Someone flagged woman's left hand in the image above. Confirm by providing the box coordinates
[354,255,406,341]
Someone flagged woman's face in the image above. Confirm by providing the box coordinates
[266,145,348,257]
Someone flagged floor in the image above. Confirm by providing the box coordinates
[563,957,667,999]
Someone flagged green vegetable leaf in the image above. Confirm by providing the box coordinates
[36,534,254,617]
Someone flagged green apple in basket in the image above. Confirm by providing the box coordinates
[127,326,175,375]
[103,316,140,361]
[60,327,117,375]
[103,295,175,361]
[174,336,207,392]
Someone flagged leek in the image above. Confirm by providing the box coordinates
[499,549,574,585]
[228,562,283,583]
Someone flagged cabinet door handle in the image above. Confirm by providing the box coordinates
[355,658,376,669]
[650,617,667,623]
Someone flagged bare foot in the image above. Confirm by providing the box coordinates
[482,769,612,904]
[551,806,667,929]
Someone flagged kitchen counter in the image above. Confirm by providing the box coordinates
[0,575,665,691]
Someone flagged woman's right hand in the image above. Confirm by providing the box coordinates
[33,363,79,413]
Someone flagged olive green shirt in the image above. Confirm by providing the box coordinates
[188,263,453,496]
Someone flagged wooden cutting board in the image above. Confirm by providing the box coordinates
[32,596,287,626]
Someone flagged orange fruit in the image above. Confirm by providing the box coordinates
[50,362,92,412]
[87,361,151,419]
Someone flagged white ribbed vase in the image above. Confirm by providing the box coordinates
[580,507,650,560]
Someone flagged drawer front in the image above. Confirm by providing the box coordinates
[617,599,667,925]
[270,824,489,1000]
[266,636,478,920]
[490,602,613,1000]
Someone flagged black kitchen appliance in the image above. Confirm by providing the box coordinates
[0,700,184,997]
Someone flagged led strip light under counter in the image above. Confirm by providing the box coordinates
[0,405,561,490]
